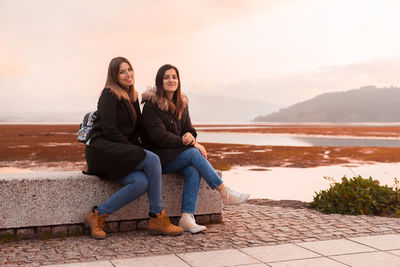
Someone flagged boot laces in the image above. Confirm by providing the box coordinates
[162,213,172,225]
[98,215,106,230]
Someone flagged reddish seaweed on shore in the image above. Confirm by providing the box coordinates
[0,124,399,171]
[203,143,400,170]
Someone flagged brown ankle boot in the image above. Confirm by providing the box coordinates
[85,207,107,239]
[148,210,183,235]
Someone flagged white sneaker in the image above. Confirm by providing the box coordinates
[179,213,206,234]
[220,186,250,205]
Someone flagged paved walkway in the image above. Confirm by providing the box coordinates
[2,202,400,266]
[45,234,400,266]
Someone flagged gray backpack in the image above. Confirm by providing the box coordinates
[77,111,97,145]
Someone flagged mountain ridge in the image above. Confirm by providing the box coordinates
[254,86,400,122]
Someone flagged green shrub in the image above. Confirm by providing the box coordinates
[308,175,400,216]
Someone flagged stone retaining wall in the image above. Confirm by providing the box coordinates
[0,171,222,238]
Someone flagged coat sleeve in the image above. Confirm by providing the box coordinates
[182,107,197,138]
[97,89,131,144]
[142,102,184,148]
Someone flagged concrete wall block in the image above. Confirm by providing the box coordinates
[3,214,218,241]
[67,224,84,235]
[16,228,36,239]
[195,214,210,225]
[37,226,52,237]
[210,213,223,223]
[119,220,136,232]
[0,171,222,229]
[136,219,148,230]
[0,228,15,237]
[52,225,68,235]
[104,221,119,233]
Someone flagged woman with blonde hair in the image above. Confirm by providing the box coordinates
[142,64,250,234]
[84,57,182,239]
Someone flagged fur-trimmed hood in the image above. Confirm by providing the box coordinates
[141,86,188,112]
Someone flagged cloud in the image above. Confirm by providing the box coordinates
[0,0,399,117]
[206,57,400,106]
[0,62,28,79]
[0,0,278,36]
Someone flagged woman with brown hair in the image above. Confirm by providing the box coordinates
[142,64,250,234]
[84,57,182,239]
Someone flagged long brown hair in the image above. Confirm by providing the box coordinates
[105,57,138,103]
[155,64,184,119]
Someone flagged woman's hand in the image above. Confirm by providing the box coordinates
[182,132,195,145]
[194,142,207,159]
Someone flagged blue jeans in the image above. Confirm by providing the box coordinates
[97,150,163,215]
[163,148,223,214]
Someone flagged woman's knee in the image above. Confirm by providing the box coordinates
[181,165,200,182]
[186,147,202,158]
[144,150,161,164]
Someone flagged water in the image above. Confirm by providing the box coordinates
[222,163,400,202]
[2,162,398,204]
[196,132,400,147]
[0,167,34,174]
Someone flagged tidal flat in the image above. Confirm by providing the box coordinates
[0,124,399,172]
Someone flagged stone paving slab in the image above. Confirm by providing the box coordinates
[349,234,400,250]
[45,261,113,267]
[112,255,190,267]
[240,244,319,263]
[232,264,268,267]
[2,203,400,266]
[295,239,376,256]
[178,248,259,267]
[269,257,346,267]
[331,251,400,267]
[389,249,400,257]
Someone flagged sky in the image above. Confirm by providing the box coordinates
[1,0,400,118]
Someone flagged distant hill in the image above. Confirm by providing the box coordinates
[254,86,400,122]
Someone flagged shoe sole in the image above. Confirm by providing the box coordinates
[147,229,183,236]
[179,222,207,234]
[183,227,207,234]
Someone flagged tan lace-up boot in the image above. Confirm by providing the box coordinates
[85,207,107,239]
[148,210,183,235]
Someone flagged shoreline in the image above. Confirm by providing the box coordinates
[200,131,400,140]
[196,124,400,138]
[0,124,399,172]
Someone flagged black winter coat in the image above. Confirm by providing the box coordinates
[141,87,197,167]
[85,88,146,180]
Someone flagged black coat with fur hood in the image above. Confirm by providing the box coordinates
[85,88,146,180]
[141,87,197,167]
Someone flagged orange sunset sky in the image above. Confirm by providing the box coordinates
[1,0,400,117]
